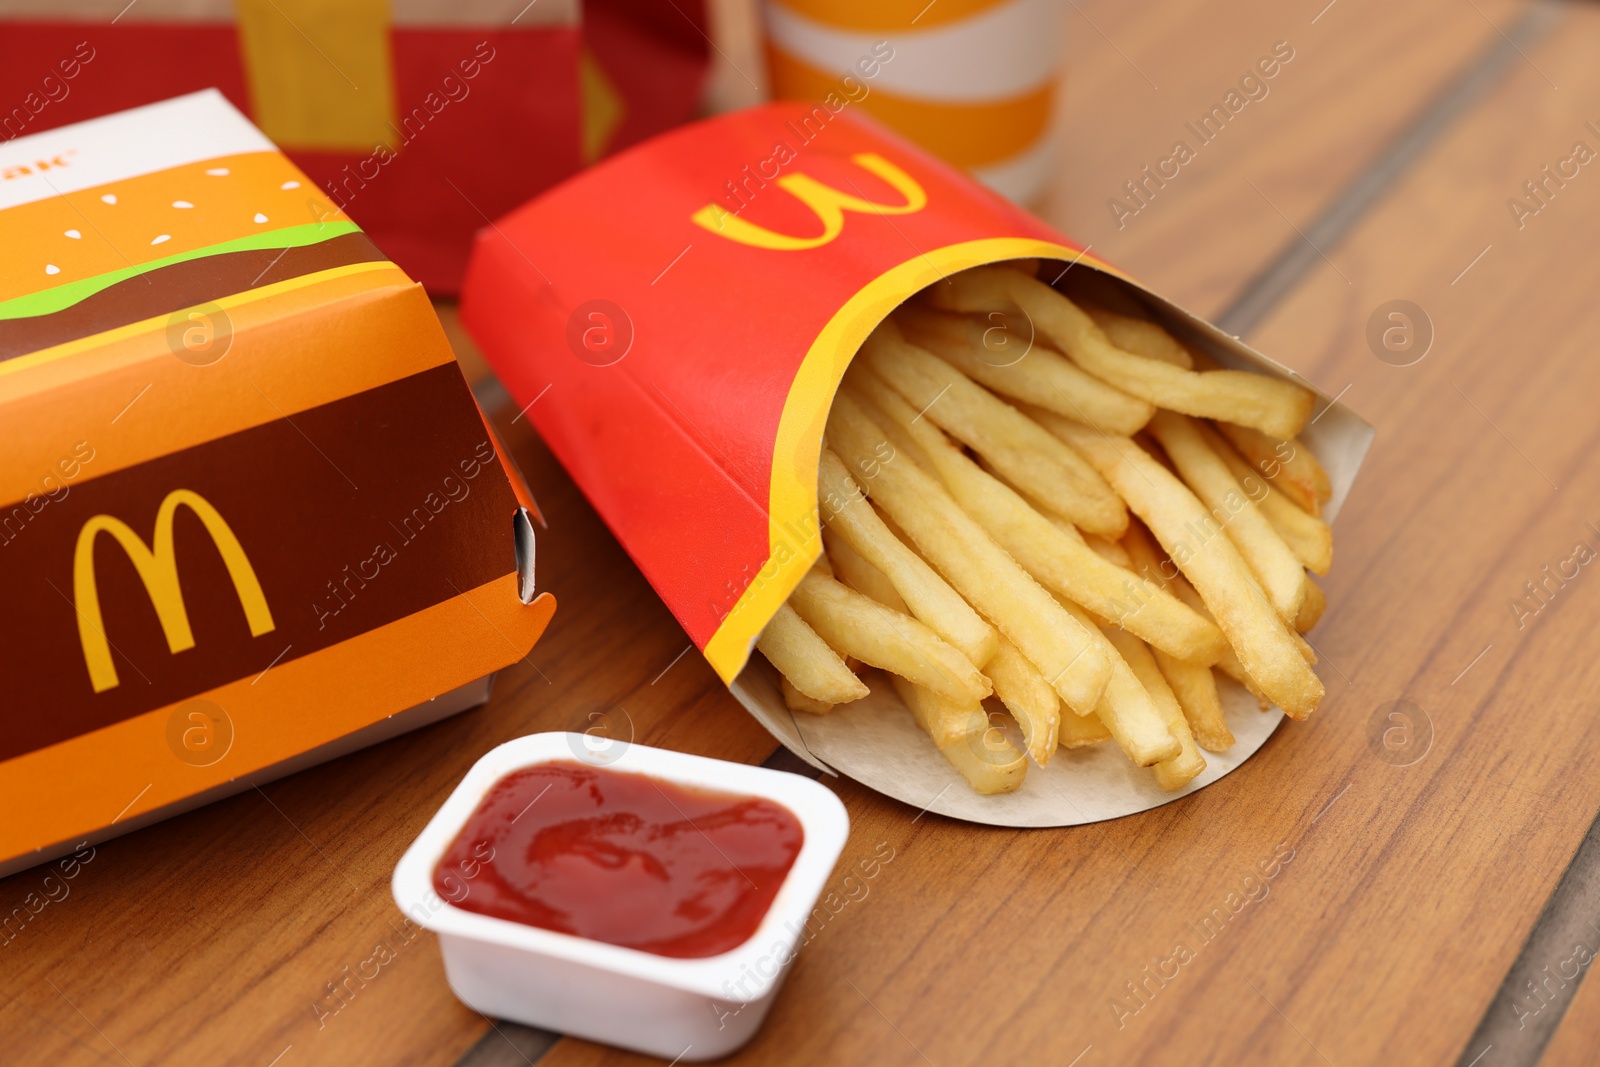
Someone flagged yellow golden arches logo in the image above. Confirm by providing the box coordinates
[73,489,276,694]
[691,153,928,251]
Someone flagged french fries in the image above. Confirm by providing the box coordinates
[822,527,907,612]
[897,305,1155,435]
[1082,304,1194,369]
[788,570,991,705]
[1121,521,1236,751]
[781,676,833,716]
[1211,431,1333,575]
[1147,411,1307,622]
[928,266,1315,439]
[1213,421,1331,517]
[891,677,1027,795]
[756,603,869,705]
[854,371,1226,666]
[1152,647,1233,753]
[1132,534,1275,713]
[1084,533,1133,570]
[1057,705,1114,748]
[827,391,1114,715]
[1032,594,1177,766]
[1103,627,1205,790]
[860,327,1128,538]
[982,637,1061,765]
[750,261,1341,796]
[817,449,997,666]
[1296,577,1327,634]
[1033,410,1324,719]
[1085,638,1182,768]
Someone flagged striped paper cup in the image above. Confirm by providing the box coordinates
[761,0,1064,203]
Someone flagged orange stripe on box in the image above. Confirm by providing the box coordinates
[0,576,555,862]
[765,44,1053,169]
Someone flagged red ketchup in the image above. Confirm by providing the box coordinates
[433,760,805,958]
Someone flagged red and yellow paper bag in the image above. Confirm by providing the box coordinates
[460,104,1371,824]
[0,0,711,293]
[0,91,555,875]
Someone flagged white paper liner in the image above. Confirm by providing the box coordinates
[745,662,1279,826]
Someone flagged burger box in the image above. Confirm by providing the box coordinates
[0,91,556,878]
[0,0,715,293]
[461,103,1374,828]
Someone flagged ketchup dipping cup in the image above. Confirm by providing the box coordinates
[392,733,849,1060]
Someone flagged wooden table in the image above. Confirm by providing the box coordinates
[8,0,1600,1063]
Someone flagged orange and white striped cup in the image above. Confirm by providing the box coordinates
[761,0,1063,203]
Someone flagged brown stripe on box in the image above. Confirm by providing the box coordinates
[0,361,518,763]
[0,232,388,361]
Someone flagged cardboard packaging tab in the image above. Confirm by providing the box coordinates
[461,103,1372,826]
[0,91,555,875]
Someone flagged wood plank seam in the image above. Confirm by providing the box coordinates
[1454,808,1600,1065]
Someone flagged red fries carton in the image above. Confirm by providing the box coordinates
[461,104,1372,826]
[0,92,555,876]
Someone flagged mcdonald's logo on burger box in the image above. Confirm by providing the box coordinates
[461,104,1372,826]
[0,92,555,875]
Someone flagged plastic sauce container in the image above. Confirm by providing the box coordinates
[392,733,849,1059]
